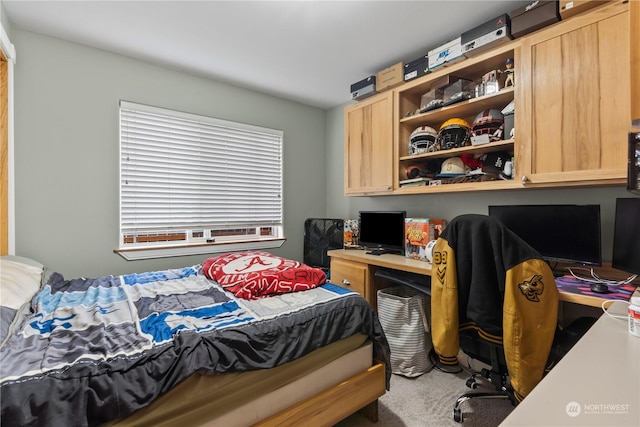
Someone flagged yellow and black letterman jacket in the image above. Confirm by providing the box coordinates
[430,214,559,401]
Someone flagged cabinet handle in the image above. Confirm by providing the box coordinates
[342,279,351,286]
[521,175,529,182]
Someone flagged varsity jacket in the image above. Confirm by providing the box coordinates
[431,214,559,401]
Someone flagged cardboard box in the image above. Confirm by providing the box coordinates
[428,37,464,70]
[560,0,610,20]
[343,219,360,249]
[511,0,560,39]
[461,14,512,57]
[404,54,430,82]
[350,76,377,101]
[405,218,447,262]
[376,62,404,91]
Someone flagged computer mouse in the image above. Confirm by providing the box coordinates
[590,283,609,294]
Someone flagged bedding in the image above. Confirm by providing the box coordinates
[0,256,45,345]
[0,257,390,427]
[202,250,327,299]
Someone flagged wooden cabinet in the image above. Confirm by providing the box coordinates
[516,0,629,186]
[330,257,370,302]
[343,91,394,195]
[342,0,631,196]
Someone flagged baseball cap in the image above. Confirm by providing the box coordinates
[482,151,511,174]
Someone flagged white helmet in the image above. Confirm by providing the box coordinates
[409,126,439,155]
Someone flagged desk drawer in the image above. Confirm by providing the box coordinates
[330,259,367,298]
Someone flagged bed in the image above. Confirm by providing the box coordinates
[0,251,391,427]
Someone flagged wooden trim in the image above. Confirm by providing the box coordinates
[1,49,8,255]
[254,361,386,427]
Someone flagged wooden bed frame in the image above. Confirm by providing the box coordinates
[256,360,386,427]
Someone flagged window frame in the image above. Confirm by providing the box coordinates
[115,101,285,260]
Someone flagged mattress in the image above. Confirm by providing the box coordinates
[103,334,371,426]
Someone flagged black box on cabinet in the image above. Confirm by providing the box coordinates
[511,1,561,39]
[461,14,512,57]
[628,132,640,195]
[350,76,377,101]
[404,55,430,82]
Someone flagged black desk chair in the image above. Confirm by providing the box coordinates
[430,214,560,422]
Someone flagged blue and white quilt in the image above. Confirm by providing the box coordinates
[0,264,390,427]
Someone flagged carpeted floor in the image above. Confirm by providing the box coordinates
[334,365,515,427]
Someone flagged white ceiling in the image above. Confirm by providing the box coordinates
[2,0,528,109]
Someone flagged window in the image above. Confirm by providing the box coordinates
[117,101,284,260]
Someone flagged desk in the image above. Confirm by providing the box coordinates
[501,300,640,426]
[327,249,628,309]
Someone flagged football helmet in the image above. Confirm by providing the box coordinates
[471,109,504,141]
[409,125,439,155]
[437,118,471,150]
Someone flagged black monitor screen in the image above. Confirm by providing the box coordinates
[358,211,406,255]
[488,204,602,266]
[612,198,640,276]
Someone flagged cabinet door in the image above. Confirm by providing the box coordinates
[344,92,394,195]
[518,1,629,185]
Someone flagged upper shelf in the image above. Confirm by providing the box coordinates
[400,87,514,128]
[399,138,514,161]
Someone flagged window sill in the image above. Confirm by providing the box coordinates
[114,238,286,261]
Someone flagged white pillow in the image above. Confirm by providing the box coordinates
[1,257,45,310]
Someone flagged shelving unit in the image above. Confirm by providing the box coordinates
[394,41,520,192]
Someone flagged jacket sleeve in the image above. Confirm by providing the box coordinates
[430,238,460,365]
[503,258,559,400]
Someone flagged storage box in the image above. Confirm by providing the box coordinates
[461,14,512,57]
[404,55,430,82]
[405,218,447,262]
[511,1,560,39]
[560,0,610,20]
[504,112,515,140]
[419,88,446,112]
[428,37,464,70]
[418,75,463,112]
[350,76,377,101]
[343,219,360,249]
[442,78,474,106]
[376,62,404,91]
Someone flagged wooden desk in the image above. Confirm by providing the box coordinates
[327,249,631,309]
[501,300,640,426]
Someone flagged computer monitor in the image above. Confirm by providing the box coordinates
[358,211,406,255]
[612,198,640,276]
[488,204,602,267]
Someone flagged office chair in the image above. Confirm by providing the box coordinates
[430,214,560,423]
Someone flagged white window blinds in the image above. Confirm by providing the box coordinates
[119,101,283,248]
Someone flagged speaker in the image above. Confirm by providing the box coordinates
[303,218,344,271]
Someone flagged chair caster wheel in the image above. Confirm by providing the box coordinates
[454,408,463,423]
[466,378,478,389]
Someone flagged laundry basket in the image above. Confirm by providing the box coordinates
[377,286,432,377]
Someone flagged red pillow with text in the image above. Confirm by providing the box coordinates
[202,251,326,299]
